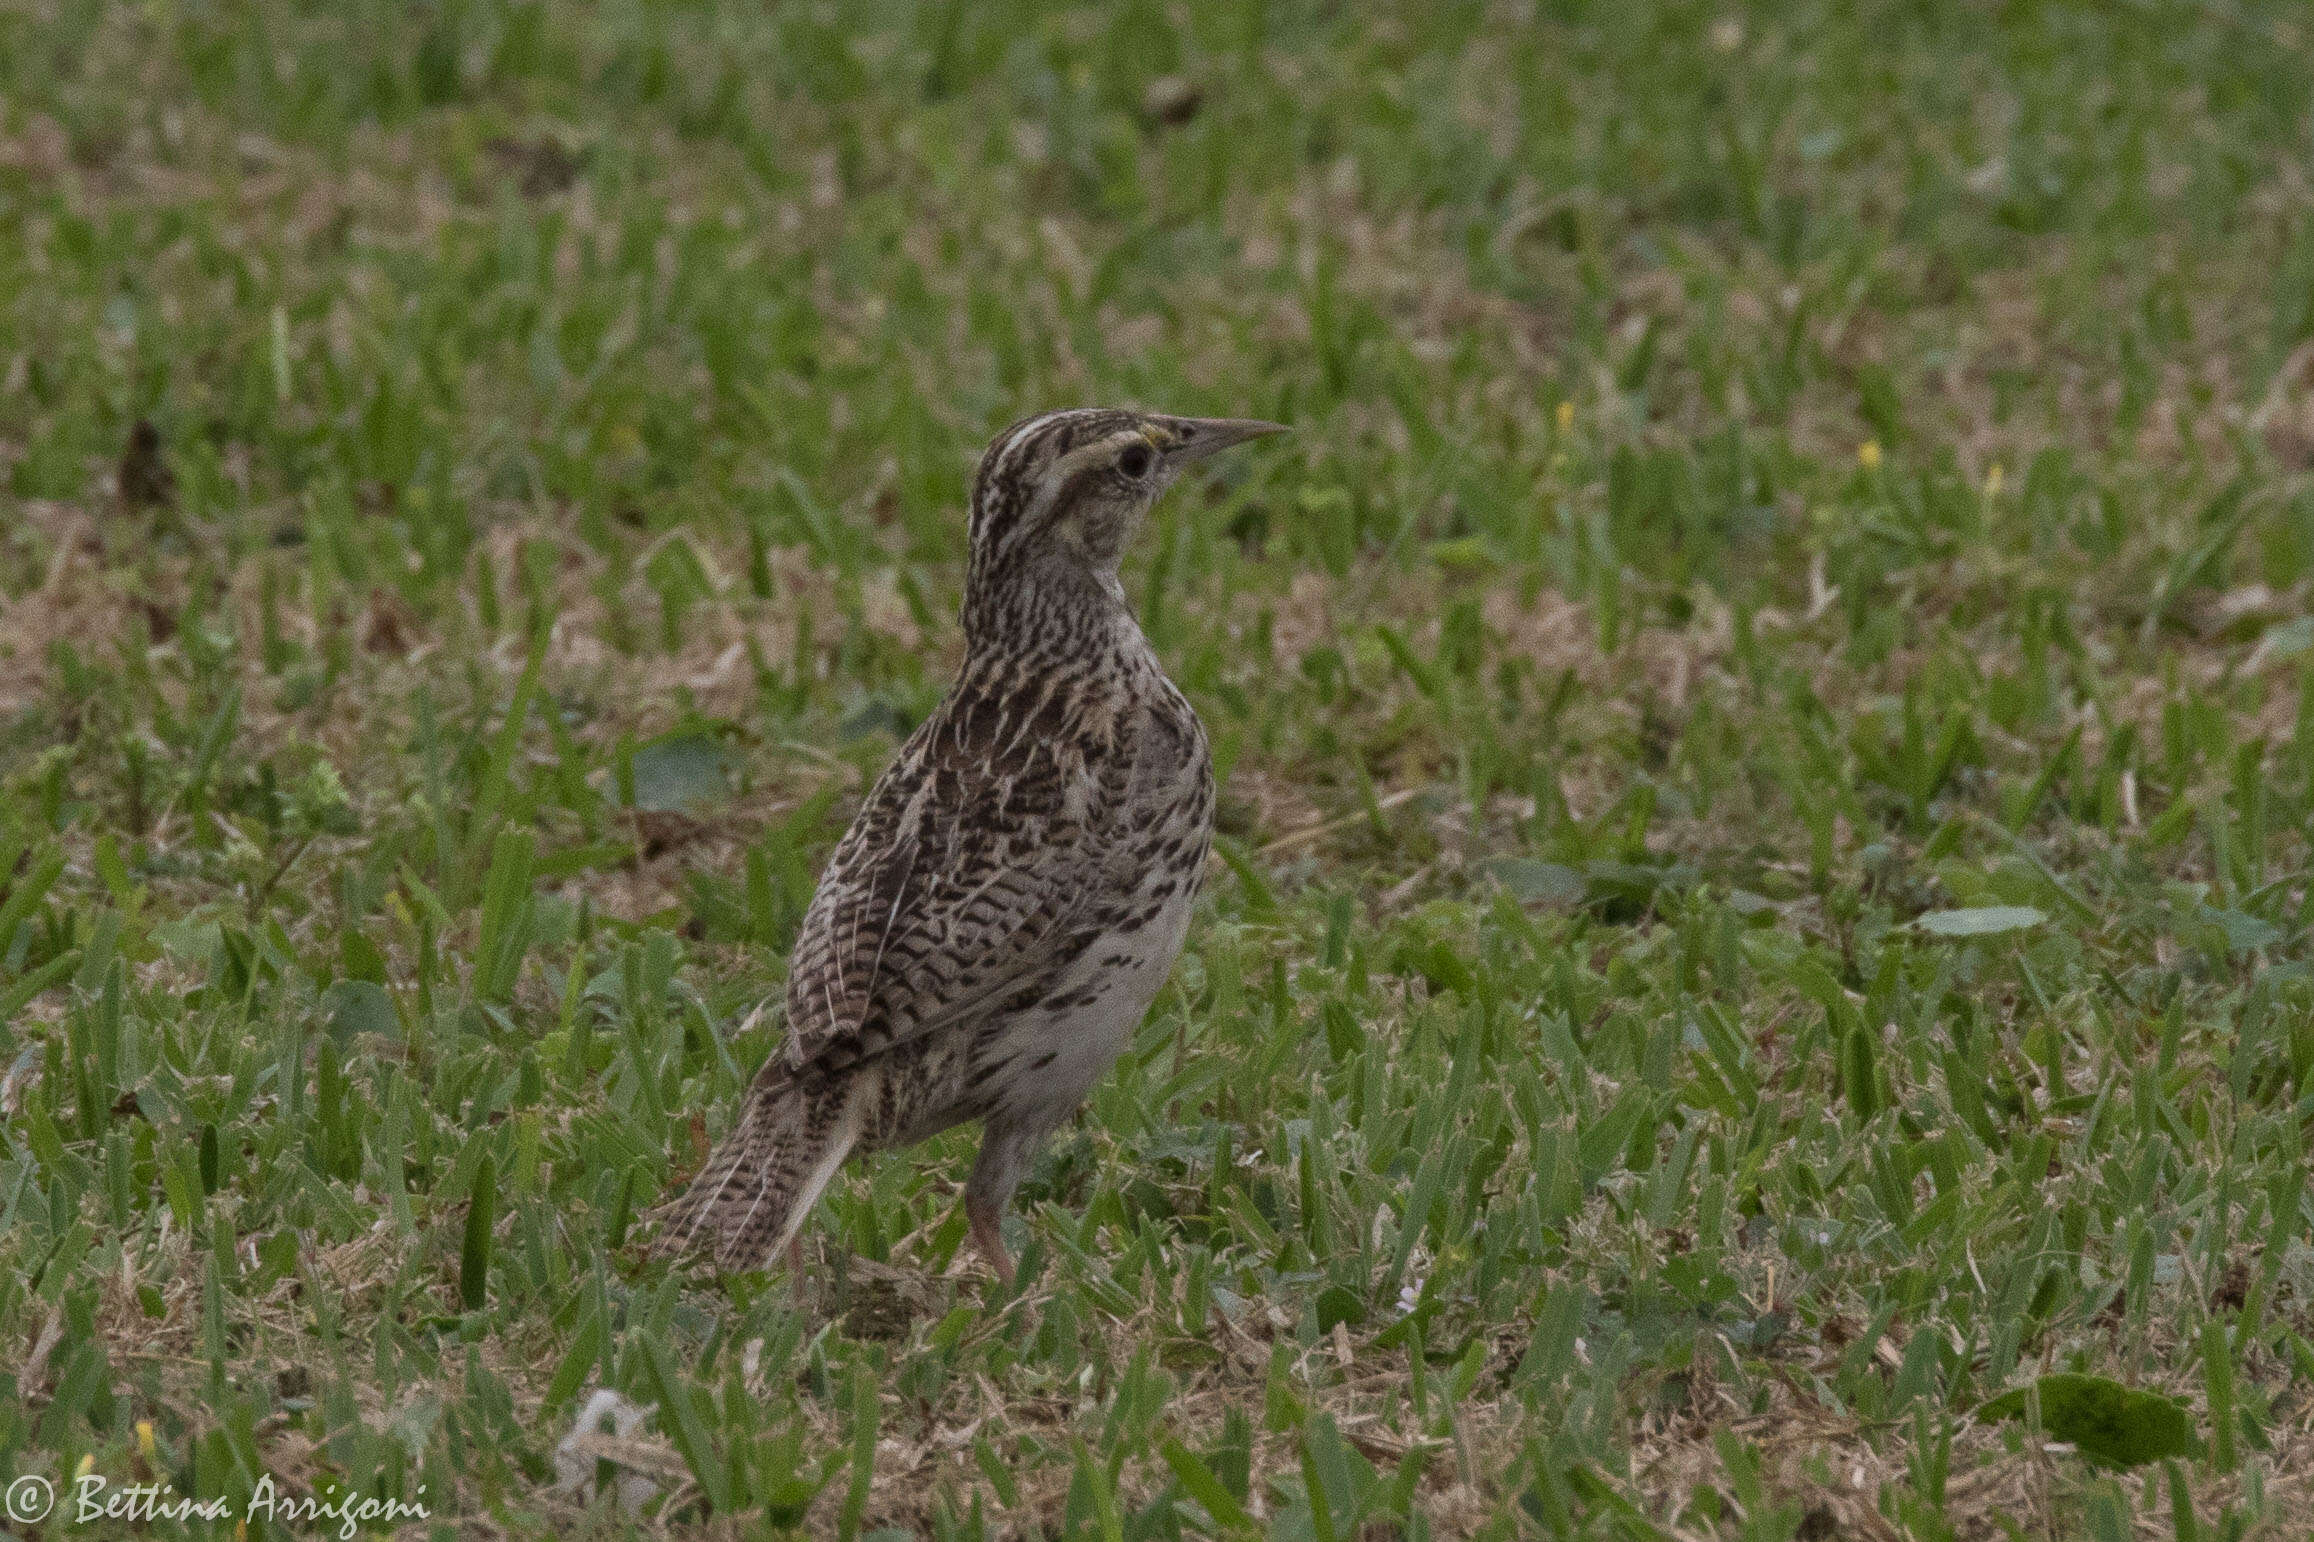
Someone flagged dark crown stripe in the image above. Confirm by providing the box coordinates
[968,408,1094,581]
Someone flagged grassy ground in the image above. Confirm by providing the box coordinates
[6,0,2314,1536]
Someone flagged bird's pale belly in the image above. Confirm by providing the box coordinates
[976,885,1197,1132]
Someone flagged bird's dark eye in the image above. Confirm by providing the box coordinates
[1117,443,1154,479]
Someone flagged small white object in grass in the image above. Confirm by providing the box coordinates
[553,1390,659,1515]
[1395,1281,1422,1319]
[0,1042,45,1116]
[1915,905,2046,938]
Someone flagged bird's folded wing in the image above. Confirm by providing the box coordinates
[780,702,1138,1075]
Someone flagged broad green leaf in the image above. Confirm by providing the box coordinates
[1976,1374,2200,1468]
[628,731,734,812]
[1314,1285,1365,1333]
[1917,905,2047,937]
[1482,858,1586,904]
[460,1155,496,1311]
[321,979,398,1042]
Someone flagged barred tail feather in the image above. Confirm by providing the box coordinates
[649,1069,864,1272]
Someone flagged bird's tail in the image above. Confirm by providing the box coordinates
[647,1065,863,1272]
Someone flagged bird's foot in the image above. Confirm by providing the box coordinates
[965,1196,1015,1287]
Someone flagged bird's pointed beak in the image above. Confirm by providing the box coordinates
[1155,417,1290,466]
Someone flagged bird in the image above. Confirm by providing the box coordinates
[649,407,1285,1283]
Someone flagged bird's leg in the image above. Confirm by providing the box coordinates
[966,1192,1014,1286]
[965,1119,1036,1288]
[788,1235,807,1305]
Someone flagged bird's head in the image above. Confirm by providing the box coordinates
[963,407,1284,637]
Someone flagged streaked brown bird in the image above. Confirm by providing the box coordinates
[650,407,1284,1283]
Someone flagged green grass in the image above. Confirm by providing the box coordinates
[6,0,2314,1536]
